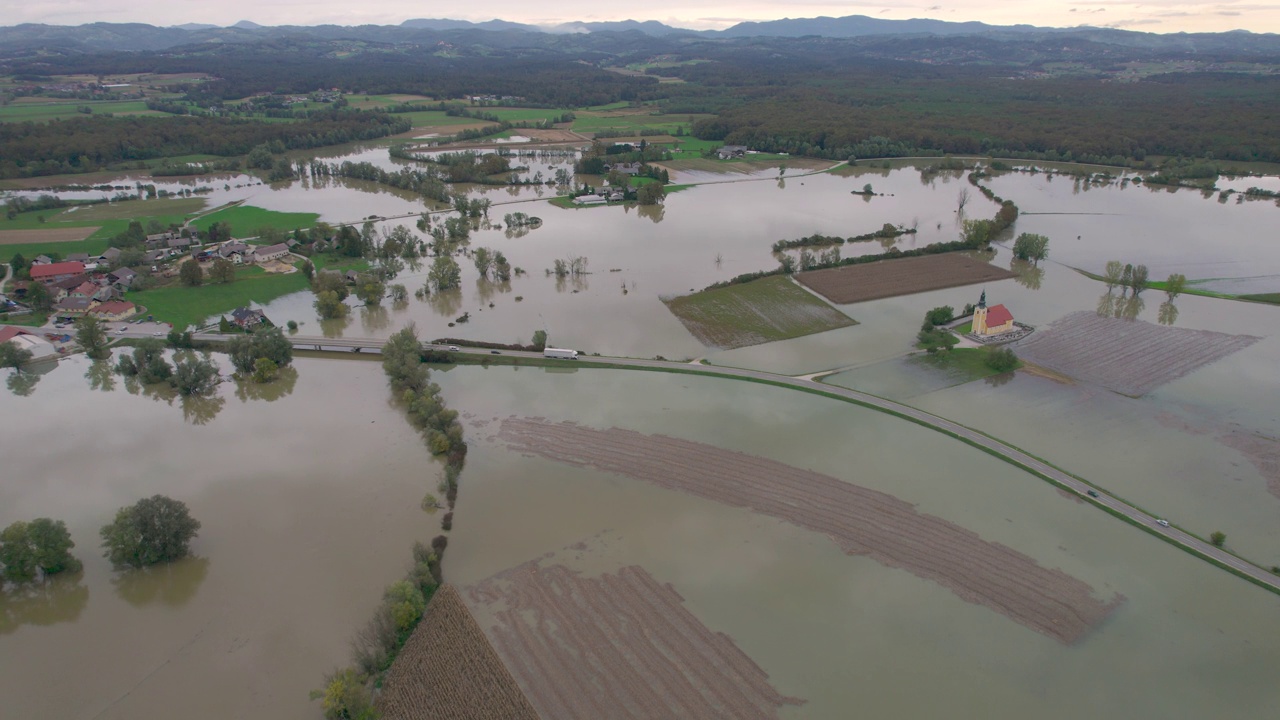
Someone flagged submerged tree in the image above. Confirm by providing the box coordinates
[100,495,201,569]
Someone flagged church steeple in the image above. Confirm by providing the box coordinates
[978,289,987,309]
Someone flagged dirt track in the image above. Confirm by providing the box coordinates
[1017,311,1259,396]
[468,563,804,719]
[378,584,539,720]
[499,418,1123,644]
[795,253,1016,304]
[0,226,99,245]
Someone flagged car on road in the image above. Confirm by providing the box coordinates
[1156,519,1170,528]
[448,346,460,352]
[1087,490,1099,498]
[490,350,501,354]
[152,331,164,337]
[116,328,127,335]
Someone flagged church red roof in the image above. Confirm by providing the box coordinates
[986,304,1014,326]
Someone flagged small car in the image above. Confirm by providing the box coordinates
[1087,490,1099,498]
[448,345,460,352]
[116,327,127,335]
[1156,519,1170,528]
[490,350,501,354]
[152,331,164,337]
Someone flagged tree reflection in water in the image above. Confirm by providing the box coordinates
[0,571,90,635]
[234,366,298,403]
[428,288,463,318]
[359,305,390,333]
[181,394,226,425]
[319,314,353,338]
[85,360,116,392]
[6,370,40,397]
[112,556,210,608]
[1010,258,1044,291]
[1158,300,1180,326]
[637,203,664,224]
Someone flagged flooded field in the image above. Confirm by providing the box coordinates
[0,354,439,720]
[5,147,1280,719]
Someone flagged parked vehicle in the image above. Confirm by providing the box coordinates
[543,347,579,360]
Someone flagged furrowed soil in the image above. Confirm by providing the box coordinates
[467,562,804,720]
[498,418,1123,644]
[378,584,539,720]
[795,253,1017,304]
[663,275,855,349]
[0,227,100,244]
[1016,311,1260,396]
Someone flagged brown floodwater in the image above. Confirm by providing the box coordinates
[0,353,440,720]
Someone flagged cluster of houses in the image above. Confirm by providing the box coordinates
[715,145,748,160]
[10,236,297,324]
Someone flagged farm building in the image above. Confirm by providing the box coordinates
[0,326,59,363]
[87,300,137,322]
[253,243,291,263]
[716,145,748,159]
[30,261,86,282]
[972,291,1015,336]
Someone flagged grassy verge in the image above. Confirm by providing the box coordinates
[126,264,310,330]
[1071,267,1279,305]
[0,312,49,327]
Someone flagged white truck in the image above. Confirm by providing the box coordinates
[543,347,579,360]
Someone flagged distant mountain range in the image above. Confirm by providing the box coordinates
[0,14,1274,55]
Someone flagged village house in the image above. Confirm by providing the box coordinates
[230,307,267,330]
[108,267,137,292]
[98,247,122,266]
[32,255,52,266]
[167,236,194,252]
[65,252,92,264]
[604,162,642,176]
[145,232,177,249]
[253,243,291,263]
[47,274,91,301]
[30,261,86,283]
[53,297,92,318]
[715,145,748,160]
[86,300,137,322]
[218,242,252,264]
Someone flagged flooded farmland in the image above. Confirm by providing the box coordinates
[4,150,1280,719]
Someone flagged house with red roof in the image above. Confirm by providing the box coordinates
[87,300,137,322]
[29,261,86,282]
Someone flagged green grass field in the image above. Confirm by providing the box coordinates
[911,347,1021,382]
[192,206,319,238]
[0,197,209,261]
[397,111,492,129]
[0,100,165,123]
[127,264,311,330]
[485,107,567,122]
[663,275,856,349]
[1242,293,1280,304]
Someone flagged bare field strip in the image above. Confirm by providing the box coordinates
[377,584,539,720]
[0,227,100,245]
[1220,430,1280,499]
[795,253,1017,304]
[663,275,855,349]
[1016,312,1260,396]
[499,418,1123,644]
[468,562,804,720]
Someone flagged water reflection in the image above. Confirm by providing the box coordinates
[6,370,40,397]
[181,394,226,425]
[0,572,89,635]
[1010,258,1045,290]
[112,556,210,608]
[636,203,665,224]
[320,315,353,338]
[85,360,116,392]
[429,288,464,318]
[984,371,1016,388]
[360,305,391,333]
[1158,300,1180,326]
[475,279,513,305]
[234,366,299,402]
[1096,290,1145,320]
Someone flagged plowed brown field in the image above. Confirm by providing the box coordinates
[378,584,539,720]
[468,562,804,719]
[1017,311,1260,396]
[499,418,1122,644]
[795,253,1016,304]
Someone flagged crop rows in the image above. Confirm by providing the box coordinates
[468,563,804,719]
[377,584,539,720]
[499,418,1123,644]
[1017,311,1259,396]
[795,252,1016,304]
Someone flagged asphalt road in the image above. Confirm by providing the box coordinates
[189,332,1280,594]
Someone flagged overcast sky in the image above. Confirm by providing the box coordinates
[6,0,1276,34]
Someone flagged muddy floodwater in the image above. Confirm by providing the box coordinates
[0,354,437,720]
[5,152,1280,718]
